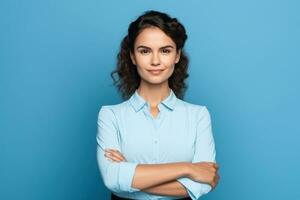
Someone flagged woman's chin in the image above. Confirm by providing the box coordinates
[144,78,168,85]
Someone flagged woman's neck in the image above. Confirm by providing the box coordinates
[137,81,171,108]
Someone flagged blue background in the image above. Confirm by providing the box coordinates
[1,0,299,199]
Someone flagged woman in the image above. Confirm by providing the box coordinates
[96,10,220,200]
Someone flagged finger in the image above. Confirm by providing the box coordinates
[113,151,127,161]
[206,166,217,172]
[107,149,127,161]
[105,149,122,156]
[104,151,122,161]
[105,149,120,153]
[120,155,127,162]
[105,149,118,153]
[107,152,126,162]
[105,153,123,162]
[208,163,219,170]
[110,151,126,161]
[206,162,216,167]
[105,152,121,160]
[109,156,121,162]
[214,174,218,183]
[208,162,218,168]
[108,149,119,153]
[105,149,121,155]
[104,152,115,160]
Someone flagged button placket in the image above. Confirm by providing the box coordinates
[153,127,159,163]
[153,108,161,163]
[144,103,163,164]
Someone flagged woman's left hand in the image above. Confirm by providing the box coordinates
[104,149,127,162]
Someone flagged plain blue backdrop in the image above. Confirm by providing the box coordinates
[1,0,299,199]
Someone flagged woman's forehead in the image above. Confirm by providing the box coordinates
[134,27,176,48]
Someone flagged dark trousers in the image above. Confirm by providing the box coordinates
[111,193,192,200]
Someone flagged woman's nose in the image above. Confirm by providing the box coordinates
[151,52,160,66]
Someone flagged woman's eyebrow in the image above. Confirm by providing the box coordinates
[136,45,174,49]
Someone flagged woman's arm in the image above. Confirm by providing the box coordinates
[105,149,189,195]
[142,180,189,197]
[132,162,190,190]
[105,149,190,190]
[105,148,218,194]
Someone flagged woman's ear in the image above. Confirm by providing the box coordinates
[130,51,136,65]
[175,49,181,64]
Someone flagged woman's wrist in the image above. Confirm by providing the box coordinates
[183,162,193,178]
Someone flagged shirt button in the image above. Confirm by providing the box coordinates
[154,140,158,144]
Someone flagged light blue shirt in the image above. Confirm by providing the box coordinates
[96,89,216,200]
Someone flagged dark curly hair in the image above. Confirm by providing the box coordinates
[111,10,189,100]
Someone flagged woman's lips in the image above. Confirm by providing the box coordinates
[147,69,164,75]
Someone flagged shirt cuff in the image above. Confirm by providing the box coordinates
[177,177,212,200]
[118,162,140,192]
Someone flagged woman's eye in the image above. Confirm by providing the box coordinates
[139,49,149,54]
[161,49,171,54]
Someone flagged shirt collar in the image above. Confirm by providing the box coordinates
[129,89,177,112]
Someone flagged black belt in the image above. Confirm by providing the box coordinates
[111,193,192,200]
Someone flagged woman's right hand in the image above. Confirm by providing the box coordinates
[187,162,220,190]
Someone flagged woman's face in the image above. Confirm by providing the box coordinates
[130,27,181,86]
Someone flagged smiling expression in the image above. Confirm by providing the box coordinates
[130,27,181,86]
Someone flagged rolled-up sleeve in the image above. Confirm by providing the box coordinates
[177,106,216,200]
[96,106,140,193]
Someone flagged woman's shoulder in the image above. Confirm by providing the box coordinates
[175,98,211,119]
[99,100,128,111]
[97,100,130,117]
[176,98,207,110]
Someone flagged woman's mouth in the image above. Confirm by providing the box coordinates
[147,69,164,75]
